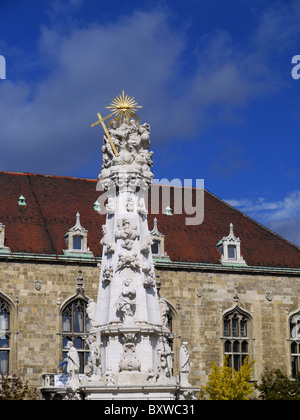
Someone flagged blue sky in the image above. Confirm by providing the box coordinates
[0,0,300,246]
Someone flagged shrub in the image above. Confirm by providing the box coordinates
[202,356,255,400]
[0,374,38,400]
[256,367,300,400]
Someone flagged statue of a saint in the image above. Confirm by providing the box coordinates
[64,341,80,391]
[179,342,191,386]
[156,336,173,379]
[86,298,97,329]
[117,278,136,323]
[84,334,101,378]
[159,298,171,330]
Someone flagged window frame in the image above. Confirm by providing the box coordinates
[222,306,251,371]
[0,298,11,375]
[61,297,91,374]
[289,312,300,378]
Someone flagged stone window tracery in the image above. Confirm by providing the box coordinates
[61,298,91,374]
[290,312,300,378]
[0,298,10,375]
[222,306,251,371]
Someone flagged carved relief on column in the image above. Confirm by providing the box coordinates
[102,265,113,286]
[116,278,136,323]
[119,333,141,372]
[116,253,140,272]
[142,264,156,289]
[115,218,140,250]
[84,334,102,379]
[100,225,115,255]
[156,336,174,381]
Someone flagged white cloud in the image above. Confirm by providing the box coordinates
[225,191,300,246]
[1,3,300,175]
[268,216,300,248]
[252,1,300,54]
[0,10,187,173]
[225,197,284,214]
[226,191,300,221]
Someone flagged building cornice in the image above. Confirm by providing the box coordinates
[0,251,299,276]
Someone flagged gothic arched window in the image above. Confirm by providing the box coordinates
[61,298,91,374]
[223,306,251,371]
[0,298,10,375]
[290,312,300,378]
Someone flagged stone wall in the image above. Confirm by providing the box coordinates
[1,259,300,388]
[157,267,300,386]
[0,261,98,387]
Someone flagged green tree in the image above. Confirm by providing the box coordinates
[202,356,255,400]
[0,374,38,400]
[256,367,300,400]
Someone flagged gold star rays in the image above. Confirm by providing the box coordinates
[105,90,143,124]
[91,91,143,157]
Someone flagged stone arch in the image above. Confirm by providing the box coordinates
[0,291,16,374]
[221,305,253,371]
[222,304,252,320]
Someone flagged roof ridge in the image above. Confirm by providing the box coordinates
[0,171,97,182]
[1,171,299,254]
[204,188,300,252]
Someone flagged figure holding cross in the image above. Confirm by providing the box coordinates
[91,112,119,157]
[91,92,154,177]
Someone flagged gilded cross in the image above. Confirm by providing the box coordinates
[91,112,119,157]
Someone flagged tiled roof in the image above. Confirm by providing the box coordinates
[0,171,299,268]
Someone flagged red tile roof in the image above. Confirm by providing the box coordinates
[0,171,299,268]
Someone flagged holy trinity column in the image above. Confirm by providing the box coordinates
[90,92,175,387]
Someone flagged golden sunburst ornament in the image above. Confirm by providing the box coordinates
[105,90,143,124]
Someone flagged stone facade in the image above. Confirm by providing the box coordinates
[157,265,300,386]
[0,259,98,387]
[1,256,300,389]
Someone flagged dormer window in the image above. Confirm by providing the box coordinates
[150,218,170,260]
[64,213,93,257]
[165,206,173,216]
[18,195,26,206]
[217,223,247,266]
[93,201,101,211]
